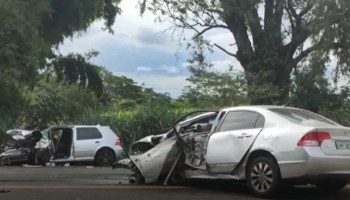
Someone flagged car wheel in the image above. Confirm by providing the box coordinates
[247,157,281,198]
[95,149,116,166]
[316,179,348,192]
[36,149,50,166]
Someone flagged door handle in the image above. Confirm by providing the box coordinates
[237,133,253,139]
[95,141,100,144]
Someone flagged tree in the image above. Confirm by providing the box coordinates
[140,0,350,104]
[0,0,121,83]
[42,0,121,45]
[99,68,172,108]
[181,60,248,108]
[0,0,51,83]
[21,78,97,129]
[289,54,349,113]
[51,52,104,97]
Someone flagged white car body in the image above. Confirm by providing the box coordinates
[44,125,123,166]
[125,105,350,197]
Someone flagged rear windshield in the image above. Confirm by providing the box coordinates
[269,108,338,126]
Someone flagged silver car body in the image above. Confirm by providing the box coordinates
[5,129,49,149]
[128,105,350,184]
[47,125,123,163]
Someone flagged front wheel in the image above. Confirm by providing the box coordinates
[315,179,348,192]
[246,157,281,198]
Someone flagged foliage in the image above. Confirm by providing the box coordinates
[139,0,350,104]
[42,0,122,45]
[0,0,51,83]
[71,101,194,151]
[289,54,350,113]
[320,103,350,127]
[51,52,104,97]
[0,0,122,128]
[181,68,248,109]
[20,79,97,130]
[99,68,172,108]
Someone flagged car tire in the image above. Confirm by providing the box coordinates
[315,179,348,192]
[246,156,281,198]
[95,148,116,166]
[36,149,51,166]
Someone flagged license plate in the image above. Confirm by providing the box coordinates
[335,140,350,150]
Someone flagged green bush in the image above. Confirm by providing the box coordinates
[0,112,19,152]
[71,101,194,151]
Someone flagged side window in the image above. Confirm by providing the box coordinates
[254,115,265,128]
[219,111,260,132]
[76,127,102,140]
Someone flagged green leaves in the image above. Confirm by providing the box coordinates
[0,0,50,81]
[42,0,121,45]
[51,53,104,97]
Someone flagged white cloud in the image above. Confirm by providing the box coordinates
[58,0,244,97]
[136,66,152,72]
[161,65,179,74]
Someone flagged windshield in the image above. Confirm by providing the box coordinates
[41,128,49,139]
[269,108,338,126]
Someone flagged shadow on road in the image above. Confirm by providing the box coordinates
[184,179,349,199]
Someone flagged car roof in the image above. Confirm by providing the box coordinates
[222,105,300,112]
[49,125,107,129]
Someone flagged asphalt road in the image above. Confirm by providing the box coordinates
[0,166,350,200]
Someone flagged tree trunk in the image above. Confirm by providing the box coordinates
[244,62,292,105]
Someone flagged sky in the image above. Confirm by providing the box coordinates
[59,0,242,98]
[59,1,347,98]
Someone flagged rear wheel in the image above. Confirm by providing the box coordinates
[247,157,281,198]
[315,179,347,192]
[95,149,116,166]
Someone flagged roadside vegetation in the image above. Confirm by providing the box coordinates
[1,0,350,150]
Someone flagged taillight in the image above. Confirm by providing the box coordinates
[115,138,121,146]
[297,132,331,147]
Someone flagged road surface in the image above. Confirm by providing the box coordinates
[0,166,349,200]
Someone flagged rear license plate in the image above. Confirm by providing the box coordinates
[335,140,350,150]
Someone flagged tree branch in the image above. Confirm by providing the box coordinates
[299,3,314,17]
[219,0,255,62]
[194,25,229,39]
[290,42,347,70]
[274,0,285,28]
[214,43,237,58]
[246,5,263,47]
[264,0,274,29]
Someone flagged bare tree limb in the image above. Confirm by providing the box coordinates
[274,0,286,29]
[287,0,298,20]
[219,0,254,62]
[247,6,264,47]
[299,3,314,17]
[290,42,347,71]
[214,43,237,58]
[264,0,274,29]
[194,25,229,38]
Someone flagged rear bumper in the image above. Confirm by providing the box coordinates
[113,147,124,159]
[277,147,350,179]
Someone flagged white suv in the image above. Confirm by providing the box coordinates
[38,125,124,166]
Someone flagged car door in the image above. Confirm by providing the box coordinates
[205,110,265,174]
[74,127,103,160]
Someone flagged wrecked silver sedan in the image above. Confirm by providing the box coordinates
[120,106,350,198]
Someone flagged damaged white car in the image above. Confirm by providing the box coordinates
[119,106,350,197]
